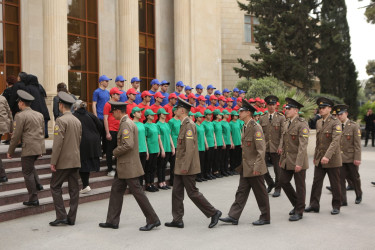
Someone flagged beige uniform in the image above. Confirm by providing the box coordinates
[8,107,45,201]
[228,119,270,221]
[50,111,82,223]
[0,95,13,178]
[279,117,309,214]
[105,115,159,226]
[339,120,362,203]
[172,117,217,223]
[309,115,342,210]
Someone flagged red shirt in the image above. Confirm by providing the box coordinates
[218,107,224,112]
[138,102,150,123]
[151,104,162,122]
[225,107,232,122]
[233,106,240,112]
[103,102,120,131]
[195,105,206,115]
[125,101,138,118]
[207,105,216,112]
[164,103,174,122]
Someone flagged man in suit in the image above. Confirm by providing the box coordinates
[7,90,45,206]
[165,98,222,229]
[278,98,309,221]
[258,95,286,197]
[99,102,160,231]
[219,100,270,226]
[305,97,342,215]
[49,92,82,226]
[334,104,362,205]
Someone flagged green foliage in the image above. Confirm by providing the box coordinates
[244,77,286,98]
[359,0,375,24]
[359,101,375,122]
[310,92,344,104]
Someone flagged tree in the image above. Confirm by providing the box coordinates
[234,0,320,91]
[317,0,359,118]
[359,0,375,24]
[365,60,375,100]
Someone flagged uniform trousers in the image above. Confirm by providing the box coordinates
[309,164,341,209]
[106,176,159,226]
[198,151,205,178]
[228,174,270,221]
[229,145,242,171]
[204,147,215,175]
[50,168,80,223]
[21,155,41,202]
[106,131,117,172]
[264,152,281,191]
[157,152,171,183]
[168,154,176,185]
[138,152,147,185]
[172,175,217,222]
[279,168,306,214]
[340,163,362,203]
[145,153,158,184]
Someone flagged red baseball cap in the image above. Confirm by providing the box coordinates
[141,91,153,98]
[178,94,188,100]
[255,97,261,102]
[188,93,197,99]
[209,95,218,101]
[110,87,123,96]
[249,98,255,103]
[154,92,165,99]
[218,96,226,101]
[276,102,280,106]
[260,99,265,104]
[168,93,177,99]
[237,97,243,102]
[197,96,207,101]
[283,104,286,108]
[126,88,138,96]
[227,98,233,102]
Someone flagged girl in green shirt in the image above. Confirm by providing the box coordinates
[167,108,181,186]
[221,110,234,176]
[202,109,216,180]
[144,109,161,192]
[156,108,175,190]
[212,109,226,178]
[229,111,242,174]
[131,107,147,186]
[195,112,209,182]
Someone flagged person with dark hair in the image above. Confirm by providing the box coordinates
[53,82,77,120]
[164,93,177,122]
[150,92,165,122]
[131,106,147,185]
[202,109,216,180]
[9,72,28,117]
[2,75,17,103]
[156,108,175,190]
[212,109,225,178]
[168,107,181,186]
[138,91,153,123]
[73,100,102,194]
[125,88,138,117]
[364,108,375,147]
[195,112,208,182]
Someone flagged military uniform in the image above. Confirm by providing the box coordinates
[8,90,45,204]
[278,98,309,221]
[50,92,82,226]
[0,95,13,181]
[306,97,342,214]
[101,102,159,230]
[220,100,270,225]
[258,95,286,196]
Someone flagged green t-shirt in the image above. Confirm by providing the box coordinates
[213,121,223,146]
[230,120,242,146]
[135,122,147,153]
[221,120,231,145]
[168,118,181,149]
[196,123,206,152]
[202,120,215,147]
[144,123,160,154]
[239,119,245,128]
[157,121,171,152]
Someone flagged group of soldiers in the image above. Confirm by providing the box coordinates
[0,82,364,230]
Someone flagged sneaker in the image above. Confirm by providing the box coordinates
[80,186,91,194]
[107,170,116,177]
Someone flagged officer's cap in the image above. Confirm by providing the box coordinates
[264,95,279,105]
[316,97,334,108]
[58,91,76,105]
[333,104,349,115]
[17,90,34,103]
[239,99,257,113]
[175,97,192,112]
[109,101,127,112]
[285,97,304,109]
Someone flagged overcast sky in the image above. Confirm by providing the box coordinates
[346,0,375,80]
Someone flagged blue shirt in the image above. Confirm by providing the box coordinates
[195,94,201,106]
[232,97,237,108]
[149,90,157,105]
[205,94,211,106]
[119,90,128,102]
[173,91,183,97]
[93,88,110,120]
[135,92,142,104]
[160,91,169,106]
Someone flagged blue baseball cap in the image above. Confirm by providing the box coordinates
[233,88,239,92]
[239,90,246,94]
[207,84,216,90]
[131,77,141,83]
[223,88,231,93]
[214,90,222,95]
[176,81,185,87]
[150,79,161,85]
[161,80,170,85]
[185,86,194,91]
[115,75,126,82]
[99,75,112,82]
[196,84,204,89]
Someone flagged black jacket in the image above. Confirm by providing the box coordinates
[364,114,375,130]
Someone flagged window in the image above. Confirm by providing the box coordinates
[139,0,155,91]
[0,0,20,93]
[244,15,259,43]
[67,0,98,106]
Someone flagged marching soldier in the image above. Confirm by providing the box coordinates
[0,94,13,182]
[305,97,342,215]
[278,98,309,221]
[7,90,45,206]
[258,95,286,197]
[49,92,82,226]
[219,100,271,226]
[334,104,362,205]
[99,102,160,231]
[165,98,222,229]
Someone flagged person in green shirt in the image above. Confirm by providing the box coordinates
[144,109,162,192]
[212,109,226,178]
[156,108,175,190]
[195,112,209,182]
[221,110,234,177]
[167,107,181,186]
[229,110,242,175]
[202,109,216,180]
[131,107,148,185]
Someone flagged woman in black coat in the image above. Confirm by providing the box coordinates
[73,100,102,193]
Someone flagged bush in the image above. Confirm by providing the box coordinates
[358,101,375,123]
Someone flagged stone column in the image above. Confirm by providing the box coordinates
[117,0,139,89]
[43,0,68,135]
[174,0,192,85]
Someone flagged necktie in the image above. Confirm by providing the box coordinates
[342,123,345,130]
[322,120,324,126]
[288,120,291,128]
[269,115,272,122]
